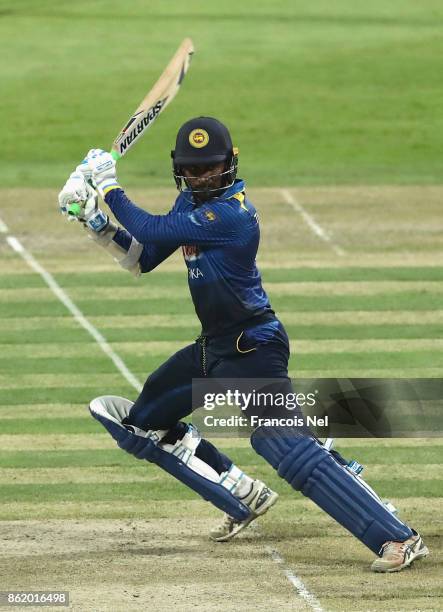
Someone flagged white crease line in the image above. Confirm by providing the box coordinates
[3,231,142,393]
[0,218,9,233]
[265,546,325,612]
[252,522,325,610]
[281,188,346,256]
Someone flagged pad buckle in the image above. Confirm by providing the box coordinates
[171,424,201,465]
[219,465,244,493]
[347,460,364,476]
[383,500,399,516]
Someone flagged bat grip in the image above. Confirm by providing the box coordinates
[110,150,121,161]
[67,202,83,217]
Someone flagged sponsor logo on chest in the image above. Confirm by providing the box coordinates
[182,245,200,261]
[182,245,204,279]
[188,267,203,279]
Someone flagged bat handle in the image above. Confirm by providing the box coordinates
[67,202,83,217]
[110,150,121,161]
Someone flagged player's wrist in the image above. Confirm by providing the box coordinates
[98,178,121,198]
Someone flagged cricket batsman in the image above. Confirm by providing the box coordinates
[58,116,428,572]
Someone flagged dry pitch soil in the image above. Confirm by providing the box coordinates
[0,519,307,612]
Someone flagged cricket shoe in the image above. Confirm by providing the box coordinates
[371,533,429,573]
[209,480,278,542]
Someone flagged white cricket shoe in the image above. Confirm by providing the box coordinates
[209,480,278,542]
[371,533,429,573]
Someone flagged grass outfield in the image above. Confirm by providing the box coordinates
[0,186,442,610]
[2,1,443,188]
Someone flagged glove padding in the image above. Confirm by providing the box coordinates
[75,158,94,183]
[84,149,119,197]
[58,172,94,217]
[58,171,109,233]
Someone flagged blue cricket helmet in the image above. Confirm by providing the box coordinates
[171,116,239,194]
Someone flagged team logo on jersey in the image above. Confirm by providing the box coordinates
[182,245,200,262]
[204,210,216,222]
[189,128,209,148]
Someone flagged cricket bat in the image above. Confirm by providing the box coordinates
[111,37,194,160]
[68,38,194,216]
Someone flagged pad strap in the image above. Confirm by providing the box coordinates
[219,465,245,493]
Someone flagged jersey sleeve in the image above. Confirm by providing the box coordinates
[105,188,240,247]
[112,227,177,273]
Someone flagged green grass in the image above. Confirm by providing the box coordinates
[2,1,443,187]
[1,348,442,377]
[1,291,441,320]
[3,266,443,290]
[0,387,134,406]
[0,328,101,344]
[2,323,440,345]
[0,477,441,504]
[53,266,443,285]
[1,265,442,391]
[0,445,442,468]
[0,418,101,434]
[0,450,134,469]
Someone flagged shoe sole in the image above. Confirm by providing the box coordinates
[210,491,279,542]
[371,545,429,573]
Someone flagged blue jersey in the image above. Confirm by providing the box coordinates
[105,180,274,336]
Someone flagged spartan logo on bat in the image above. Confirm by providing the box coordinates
[117,98,167,154]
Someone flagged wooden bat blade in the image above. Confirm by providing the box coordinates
[111,38,194,160]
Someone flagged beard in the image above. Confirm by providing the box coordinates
[186,177,225,204]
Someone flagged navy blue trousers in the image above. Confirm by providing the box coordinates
[126,320,294,474]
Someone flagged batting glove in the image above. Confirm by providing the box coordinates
[58,172,109,233]
[81,196,110,234]
[85,149,120,198]
[58,172,91,219]
[75,158,94,183]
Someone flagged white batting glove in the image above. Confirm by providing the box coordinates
[58,172,109,233]
[85,149,119,197]
[58,172,91,218]
[75,157,94,183]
